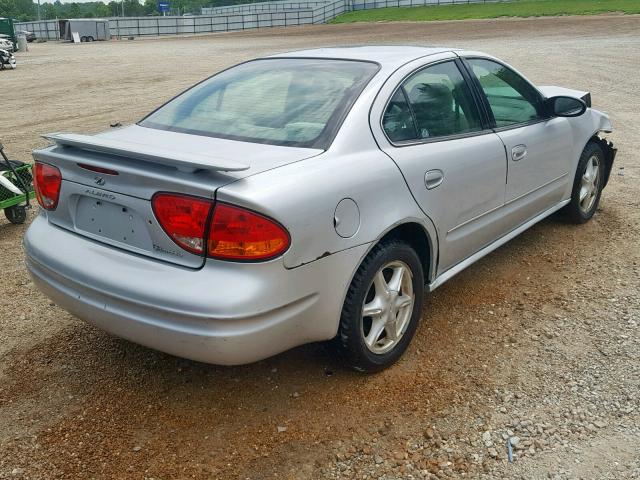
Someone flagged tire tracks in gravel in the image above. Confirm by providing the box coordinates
[1,202,633,479]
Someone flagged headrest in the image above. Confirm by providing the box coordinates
[408,83,453,111]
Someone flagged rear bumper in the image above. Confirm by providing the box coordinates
[25,214,368,365]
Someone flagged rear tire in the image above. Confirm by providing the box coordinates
[87,36,95,42]
[333,239,424,373]
[5,205,27,224]
[562,141,605,224]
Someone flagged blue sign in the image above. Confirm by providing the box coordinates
[158,1,170,13]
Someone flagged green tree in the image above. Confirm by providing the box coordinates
[41,2,56,18]
[121,0,145,16]
[68,2,80,17]
[144,0,159,15]
[0,0,35,19]
[108,0,120,16]
[95,3,110,17]
[0,0,17,18]
[1,0,272,21]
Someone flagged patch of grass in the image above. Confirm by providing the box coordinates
[330,0,640,23]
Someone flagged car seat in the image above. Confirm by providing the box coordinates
[408,83,456,138]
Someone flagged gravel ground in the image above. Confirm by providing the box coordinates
[0,14,638,480]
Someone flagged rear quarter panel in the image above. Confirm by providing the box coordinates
[216,147,434,272]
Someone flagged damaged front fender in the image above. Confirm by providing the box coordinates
[592,136,617,188]
[587,109,615,187]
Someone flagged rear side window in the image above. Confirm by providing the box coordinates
[467,58,544,127]
[382,90,418,142]
[140,58,379,149]
[382,60,482,143]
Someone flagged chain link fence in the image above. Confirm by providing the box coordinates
[16,0,501,40]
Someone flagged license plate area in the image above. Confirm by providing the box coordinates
[75,196,150,250]
[48,181,205,268]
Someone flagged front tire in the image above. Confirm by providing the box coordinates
[334,240,424,372]
[563,141,605,224]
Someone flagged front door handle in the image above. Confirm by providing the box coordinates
[512,144,527,161]
[424,169,444,190]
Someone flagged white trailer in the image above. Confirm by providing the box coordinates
[59,19,110,42]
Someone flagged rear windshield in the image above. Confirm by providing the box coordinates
[140,58,379,149]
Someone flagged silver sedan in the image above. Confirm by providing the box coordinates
[24,46,616,371]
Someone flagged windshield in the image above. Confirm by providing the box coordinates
[140,58,379,149]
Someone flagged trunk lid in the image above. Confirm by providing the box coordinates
[33,125,321,268]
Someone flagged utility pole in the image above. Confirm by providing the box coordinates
[37,0,41,20]
[121,0,125,17]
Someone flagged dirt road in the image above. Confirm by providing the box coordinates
[1,14,638,479]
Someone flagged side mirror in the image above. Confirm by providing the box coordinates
[547,96,587,117]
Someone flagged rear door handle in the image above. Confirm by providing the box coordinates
[511,144,527,161]
[424,169,444,190]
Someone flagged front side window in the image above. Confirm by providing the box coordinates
[140,59,379,149]
[382,61,482,143]
[467,58,544,127]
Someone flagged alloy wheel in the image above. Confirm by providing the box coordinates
[361,260,415,354]
[579,155,601,213]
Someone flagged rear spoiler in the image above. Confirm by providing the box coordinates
[42,133,250,173]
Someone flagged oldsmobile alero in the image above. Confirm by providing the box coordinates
[24,47,616,371]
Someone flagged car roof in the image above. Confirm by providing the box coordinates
[270,46,457,68]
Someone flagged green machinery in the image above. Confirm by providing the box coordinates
[0,143,34,225]
[0,18,17,50]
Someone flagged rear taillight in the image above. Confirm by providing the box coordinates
[152,193,213,255]
[207,203,290,261]
[151,194,290,261]
[34,162,62,210]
